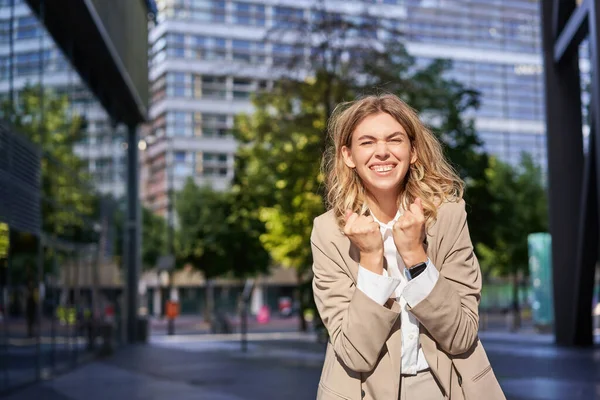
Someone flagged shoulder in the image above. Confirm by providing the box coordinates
[311,209,343,245]
[432,198,468,232]
[437,198,466,219]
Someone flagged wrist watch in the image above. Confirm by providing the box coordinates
[405,261,428,280]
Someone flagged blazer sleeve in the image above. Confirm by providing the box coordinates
[407,200,482,356]
[311,216,401,372]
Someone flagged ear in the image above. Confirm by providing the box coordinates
[410,145,418,165]
[341,145,356,168]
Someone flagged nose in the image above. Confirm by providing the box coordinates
[374,140,390,159]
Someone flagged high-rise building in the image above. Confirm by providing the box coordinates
[0,0,130,199]
[144,0,545,215]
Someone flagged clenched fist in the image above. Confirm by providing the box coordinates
[393,197,428,268]
[344,210,384,274]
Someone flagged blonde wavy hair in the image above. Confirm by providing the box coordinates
[323,93,464,229]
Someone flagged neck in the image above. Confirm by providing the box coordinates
[366,191,399,224]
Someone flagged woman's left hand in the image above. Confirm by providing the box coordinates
[393,197,428,267]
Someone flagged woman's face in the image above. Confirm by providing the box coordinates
[342,112,416,199]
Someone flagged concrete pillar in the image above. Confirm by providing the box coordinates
[125,124,140,343]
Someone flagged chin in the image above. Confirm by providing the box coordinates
[367,182,402,195]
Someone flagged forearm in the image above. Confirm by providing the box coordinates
[328,287,400,372]
[408,276,479,355]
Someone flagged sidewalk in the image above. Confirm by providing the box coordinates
[4,331,600,400]
[149,315,301,336]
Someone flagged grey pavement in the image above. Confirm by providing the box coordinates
[3,331,600,400]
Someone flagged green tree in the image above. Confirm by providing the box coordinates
[141,207,168,269]
[2,86,96,242]
[175,178,270,279]
[112,200,168,270]
[0,223,8,259]
[234,43,491,331]
[476,153,548,329]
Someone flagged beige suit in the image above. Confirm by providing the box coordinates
[311,200,506,400]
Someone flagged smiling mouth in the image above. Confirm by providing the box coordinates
[370,165,395,173]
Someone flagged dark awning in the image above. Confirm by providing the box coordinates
[24,0,153,126]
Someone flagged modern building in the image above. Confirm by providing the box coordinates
[0,0,136,199]
[0,0,151,393]
[143,0,547,216]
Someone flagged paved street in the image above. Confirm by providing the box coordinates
[4,330,600,400]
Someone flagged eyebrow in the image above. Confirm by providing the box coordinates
[356,131,405,141]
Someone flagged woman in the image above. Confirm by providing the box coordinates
[311,94,505,400]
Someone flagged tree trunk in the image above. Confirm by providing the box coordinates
[205,279,214,325]
[296,270,308,332]
[511,272,521,332]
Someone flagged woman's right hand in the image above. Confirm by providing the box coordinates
[344,210,384,274]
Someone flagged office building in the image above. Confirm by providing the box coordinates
[144,0,546,216]
[0,0,130,199]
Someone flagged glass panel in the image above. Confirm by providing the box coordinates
[4,228,39,389]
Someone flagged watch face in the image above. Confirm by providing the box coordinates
[409,262,427,278]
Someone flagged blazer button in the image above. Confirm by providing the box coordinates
[361,389,366,398]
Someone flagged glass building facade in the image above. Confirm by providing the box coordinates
[0,1,128,199]
[0,1,131,393]
[145,0,545,217]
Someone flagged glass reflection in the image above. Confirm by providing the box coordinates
[5,228,39,389]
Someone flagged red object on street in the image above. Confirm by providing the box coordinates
[104,304,115,323]
[256,305,270,324]
[166,301,180,319]
[105,305,114,317]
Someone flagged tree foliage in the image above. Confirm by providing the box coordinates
[476,153,548,279]
[112,200,168,270]
[175,178,270,279]
[232,9,500,331]
[234,52,487,278]
[2,86,96,242]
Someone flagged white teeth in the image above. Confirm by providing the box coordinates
[372,165,394,172]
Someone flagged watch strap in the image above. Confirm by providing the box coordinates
[405,261,428,280]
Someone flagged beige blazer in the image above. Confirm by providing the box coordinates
[311,199,506,400]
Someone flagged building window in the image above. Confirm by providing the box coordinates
[15,51,47,76]
[174,151,186,162]
[95,158,114,184]
[196,75,227,99]
[151,35,167,66]
[191,35,227,60]
[232,40,266,64]
[153,113,167,138]
[167,72,188,97]
[196,113,229,137]
[211,0,226,22]
[170,0,225,22]
[152,73,167,103]
[0,56,8,80]
[273,6,305,29]
[233,2,265,26]
[202,152,229,176]
[0,20,10,44]
[16,16,40,40]
[272,43,304,65]
[232,77,253,99]
[173,151,190,177]
[167,33,185,58]
[167,111,190,137]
